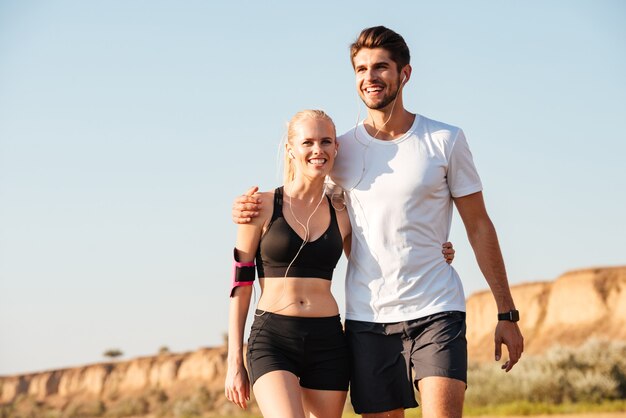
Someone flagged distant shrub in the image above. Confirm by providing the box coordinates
[466,339,626,407]
[171,386,215,418]
[171,398,201,418]
[148,387,169,404]
[0,404,14,418]
[102,349,123,360]
[105,397,148,418]
[61,399,105,418]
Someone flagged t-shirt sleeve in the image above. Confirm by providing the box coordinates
[448,129,483,198]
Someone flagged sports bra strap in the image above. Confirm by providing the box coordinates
[325,195,336,223]
[272,187,336,223]
[272,187,284,221]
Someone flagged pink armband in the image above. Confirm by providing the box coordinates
[230,248,255,297]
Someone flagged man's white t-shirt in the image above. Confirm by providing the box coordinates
[331,114,482,323]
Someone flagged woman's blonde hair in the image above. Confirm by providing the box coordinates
[283,109,336,184]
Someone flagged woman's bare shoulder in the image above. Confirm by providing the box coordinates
[249,189,276,227]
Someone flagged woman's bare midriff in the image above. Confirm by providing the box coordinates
[257,277,340,317]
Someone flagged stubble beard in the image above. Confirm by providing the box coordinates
[361,83,400,110]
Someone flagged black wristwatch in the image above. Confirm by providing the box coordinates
[498,309,519,322]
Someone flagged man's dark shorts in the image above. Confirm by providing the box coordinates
[345,311,467,414]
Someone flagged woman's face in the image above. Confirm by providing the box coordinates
[288,118,338,180]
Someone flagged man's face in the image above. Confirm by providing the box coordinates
[353,47,402,110]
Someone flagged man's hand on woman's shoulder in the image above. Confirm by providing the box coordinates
[232,186,262,224]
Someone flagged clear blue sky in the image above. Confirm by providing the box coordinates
[1,1,625,375]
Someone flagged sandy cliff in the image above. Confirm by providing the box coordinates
[0,348,238,414]
[466,266,626,362]
[1,266,625,411]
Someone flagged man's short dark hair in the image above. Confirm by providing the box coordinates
[350,26,411,71]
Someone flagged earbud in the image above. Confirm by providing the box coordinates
[288,150,295,159]
[401,74,406,84]
[334,150,338,157]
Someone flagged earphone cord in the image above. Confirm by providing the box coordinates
[254,182,326,316]
[329,87,400,210]
[369,83,402,139]
[342,79,404,318]
[349,79,403,193]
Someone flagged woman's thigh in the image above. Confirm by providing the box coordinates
[301,387,347,418]
[253,370,305,418]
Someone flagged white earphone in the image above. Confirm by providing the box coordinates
[334,149,338,157]
[401,74,407,84]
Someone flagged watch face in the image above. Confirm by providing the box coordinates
[511,310,519,322]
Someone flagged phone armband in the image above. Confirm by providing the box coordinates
[230,248,255,297]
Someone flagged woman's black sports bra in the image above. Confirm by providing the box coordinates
[256,187,343,280]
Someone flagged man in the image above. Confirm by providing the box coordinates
[233,26,523,418]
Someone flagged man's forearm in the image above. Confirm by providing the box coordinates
[467,217,515,312]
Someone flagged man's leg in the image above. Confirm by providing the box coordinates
[417,376,465,418]
[361,376,465,418]
[409,311,468,418]
[345,320,418,415]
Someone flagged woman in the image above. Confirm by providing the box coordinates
[225,110,454,417]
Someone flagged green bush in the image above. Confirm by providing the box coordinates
[104,397,148,418]
[63,400,105,418]
[466,339,626,407]
[171,387,215,418]
[0,404,14,418]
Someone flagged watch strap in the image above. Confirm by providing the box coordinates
[498,309,519,322]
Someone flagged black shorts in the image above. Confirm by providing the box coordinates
[246,310,350,391]
[345,311,467,414]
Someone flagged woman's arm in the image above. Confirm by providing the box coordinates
[225,192,271,409]
[226,284,253,409]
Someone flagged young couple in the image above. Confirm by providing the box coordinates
[225,26,524,418]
